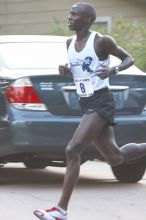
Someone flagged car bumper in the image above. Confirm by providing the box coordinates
[1,108,146,159]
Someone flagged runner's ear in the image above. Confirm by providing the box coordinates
[84,16,92,24]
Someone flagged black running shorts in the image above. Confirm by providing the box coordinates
[79,87,115,125]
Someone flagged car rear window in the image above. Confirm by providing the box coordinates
[0,42,68,69]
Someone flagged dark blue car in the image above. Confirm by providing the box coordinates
[0,35,146,182]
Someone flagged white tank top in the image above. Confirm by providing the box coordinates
[67,31,110,97]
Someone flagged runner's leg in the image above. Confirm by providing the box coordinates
[58,112,107,210]
[94,125,124,166]
[94,126,146,165]
[120,143,146,162]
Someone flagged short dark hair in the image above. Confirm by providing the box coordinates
[74,2,97,22]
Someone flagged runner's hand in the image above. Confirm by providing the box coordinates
[58,64,72,77]
[95,66,115,79]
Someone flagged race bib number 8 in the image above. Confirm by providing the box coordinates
[74,77,94,97]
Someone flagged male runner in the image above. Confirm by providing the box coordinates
[33,3,146,220]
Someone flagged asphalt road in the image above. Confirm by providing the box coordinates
[0,161,146,220]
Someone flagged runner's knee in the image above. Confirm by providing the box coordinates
[65,141,82,160]
[107,154,124,166]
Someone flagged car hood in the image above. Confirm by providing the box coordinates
[0,54,145,80]
[0,65,145,81]
[0,67,59,79]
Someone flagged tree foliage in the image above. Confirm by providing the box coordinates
[110,19,146,71]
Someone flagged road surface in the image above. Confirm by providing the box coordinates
[0,161,146,220]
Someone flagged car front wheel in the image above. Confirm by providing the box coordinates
[111,158,146,183]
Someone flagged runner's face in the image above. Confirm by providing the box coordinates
[68,5,88,31]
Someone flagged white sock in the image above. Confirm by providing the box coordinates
[56,205,67,215]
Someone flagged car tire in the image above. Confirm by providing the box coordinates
[0,120,10,141]
[111,158,146,183]
[23,158,49,169]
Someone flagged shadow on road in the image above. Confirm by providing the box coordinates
[0,163,145,190]
[0,165,64,185]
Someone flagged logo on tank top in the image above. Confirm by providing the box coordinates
[70,56,93,73]
[82,56,93,72]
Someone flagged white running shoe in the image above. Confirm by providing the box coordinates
[33,206,67,220]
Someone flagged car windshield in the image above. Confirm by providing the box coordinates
[0,42,68,69]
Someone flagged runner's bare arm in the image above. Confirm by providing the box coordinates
[94,35,134,79]
[102,35,134,70]
[58,38,73,78]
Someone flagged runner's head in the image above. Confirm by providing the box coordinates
[68,2,97,31]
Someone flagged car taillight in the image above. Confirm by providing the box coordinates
[5,78,47,111]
